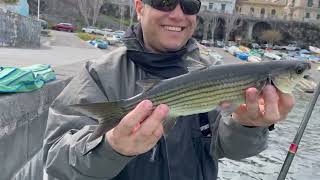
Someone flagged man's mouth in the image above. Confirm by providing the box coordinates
[163,25,185,32]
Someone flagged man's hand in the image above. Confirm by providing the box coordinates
[106,100,169,156]
[232,85,295,127]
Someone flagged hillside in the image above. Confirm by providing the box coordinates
[27,0,133,30]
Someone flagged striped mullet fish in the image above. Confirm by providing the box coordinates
[70,60,311,140]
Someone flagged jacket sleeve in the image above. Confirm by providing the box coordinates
[209,110,269,160]
[43,63,133,180]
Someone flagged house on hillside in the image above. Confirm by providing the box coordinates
[200,0,236,14]
[0,0,29,16]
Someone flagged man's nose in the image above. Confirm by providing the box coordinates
[168,4,185,19]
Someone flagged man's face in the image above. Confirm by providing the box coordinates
[136,1,197,53]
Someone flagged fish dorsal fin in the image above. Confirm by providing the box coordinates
[136,79,161,92]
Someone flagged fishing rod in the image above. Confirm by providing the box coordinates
[277,81,320,180]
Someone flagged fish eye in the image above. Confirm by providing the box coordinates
[295,65,304,74]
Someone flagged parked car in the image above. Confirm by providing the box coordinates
[103,33,121,45]
[282,44,300,51]
[214,40,225,48]
[261,43,273,49]
[113,30,126,38]
[272,44,282,50]
[227,41,237,47]
[249,43,260,49]
[97,28,113,35]
[82,26,100,34]
[53,23,76,32]
[39,19,48,29]
[200,40,213,46]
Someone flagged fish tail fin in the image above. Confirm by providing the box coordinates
[70,101,127,140]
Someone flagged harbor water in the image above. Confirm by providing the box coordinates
[218,91,320,180]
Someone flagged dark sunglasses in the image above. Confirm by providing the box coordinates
[142,0,201,15]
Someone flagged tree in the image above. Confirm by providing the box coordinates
[128,0,135,26]
[224,13,243,43]
[260,30,282,45]
[201,11,220,42]
[210,14,220,42]
[1,0,19,4]
[77,0,104,26]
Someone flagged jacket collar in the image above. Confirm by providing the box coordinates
[122,24,199,79]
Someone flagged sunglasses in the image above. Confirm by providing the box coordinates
[142,0,201,15]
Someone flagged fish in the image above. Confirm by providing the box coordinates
[70,60,311,140]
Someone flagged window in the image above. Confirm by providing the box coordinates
[250,7,254,15]
[317,14,320,19]
[221,4,226,12]
[271,9,276,16]
[308,0,313,7]
[209,3,213,10]
[306,12,311,18]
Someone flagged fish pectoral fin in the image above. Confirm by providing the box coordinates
[136,79,161,92]
[162,115,178,136]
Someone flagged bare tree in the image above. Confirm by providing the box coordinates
[77,0,90,26]
[129,0,136,26]
[210,14,220,43]
[224,13,243,43]
[77,0,104,26]
[201,11,210,41]
[91,0,104,26]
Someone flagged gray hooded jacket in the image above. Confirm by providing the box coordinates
[42,26,269,180]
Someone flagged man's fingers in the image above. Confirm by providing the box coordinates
[117,100,153,136]
[135,104,169,139]
[245,88,260,118]
[263,85,280,122]
[278,91,295,117]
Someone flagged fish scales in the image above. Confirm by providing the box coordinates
[148,74,254,104]
[150,77,256,107]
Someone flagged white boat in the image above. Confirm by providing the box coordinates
[209,51,223,62]
[309,46,320,54]
[227,46,241,56]
[248,56,261,63]
[264,52,281,61]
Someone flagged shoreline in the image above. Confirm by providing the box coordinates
[213,47,320,80]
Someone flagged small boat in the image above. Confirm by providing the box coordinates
[239,46,250,53]
[309,46,320,54]
[209,51,223,62]
[88,39,108,49]
[249,50,262,58]
[248,56,261,63]
[264,52,281,61]
[227,46,241,56]
[236,52,249,61]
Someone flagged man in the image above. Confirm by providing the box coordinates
[43,0,294,179]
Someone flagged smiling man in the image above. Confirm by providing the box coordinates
[43,0,294,180]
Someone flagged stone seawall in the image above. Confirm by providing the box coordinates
[0,72,73,180]
[0,8,40,48]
